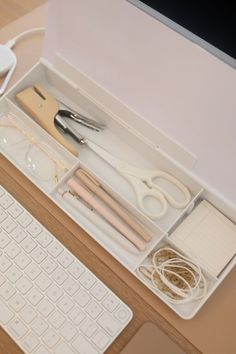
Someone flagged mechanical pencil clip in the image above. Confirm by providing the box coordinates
[75,169,151,242]
[67,178,146,251]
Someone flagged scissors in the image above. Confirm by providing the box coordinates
[85,140,191,219]
[52,116,191,219]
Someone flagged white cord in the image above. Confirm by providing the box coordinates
[137,247,207,304]
[5,27,45,49]
[0,27,45,96]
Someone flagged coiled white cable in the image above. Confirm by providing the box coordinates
[137,246,207,304]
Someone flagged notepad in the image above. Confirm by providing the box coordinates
[169,200,236,277]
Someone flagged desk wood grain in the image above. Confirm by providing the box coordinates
[0,0,47,28]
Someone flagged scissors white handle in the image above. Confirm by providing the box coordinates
[120,172,168,219]
[147,171,191,209]
[117,163,191,218]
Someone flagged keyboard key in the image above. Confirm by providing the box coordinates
[42,328,60,348]
[57,295,74,314]
[0,230,10,248]
[16,276,32,294]
[58,251,74,268]
[46,284,63,302]
[74,288,91,307]
[53,268,68,285]
[0,281,16,300]
[15,252,31,270]
[0,254,12,272]
[0,297,14,324]
[102,294,119,312]
[92,330,110,351]
[5,242,21,259]
[11,226,27,243]
[80,272,96,290]
[35,273,52,291]
[37,298,55,317]
[115,305,132,324]
[80,317,98,338]
[0,209,7,223]
[91,283,108,301]
[6,265,22,283]
[0,194,14,209]
[8,203,23,218]
[17,212,33,228]
[20,304,37,324]
[72,334,98,354]
[32,317,48,336]
[47,240,63,258]
[42,258,57,274]
[21,236,37,253]
[2,216,17,233]
[63,277,79,296]
[69,307,86,326]
[27,222,42,238]
[27,288,43,306]
[37,231,52,248]
[9,293,26,312]
[86,300,103,319]
[49,310,66,329]
[22,332,40,352]
[97,312,121,336]
[0,273,6,286]
[68,261,85,279]
[60,321,78,341]
[31,247,47,264]
[8,317,28,339]
[25,263,41,280]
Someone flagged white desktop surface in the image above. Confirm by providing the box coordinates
[44,0,236,206]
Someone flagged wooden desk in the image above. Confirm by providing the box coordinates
[0,5,235,354]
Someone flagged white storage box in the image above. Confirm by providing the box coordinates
[0,0,235,319]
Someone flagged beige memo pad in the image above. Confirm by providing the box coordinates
[121,323,185,354]
[169,200,236,277]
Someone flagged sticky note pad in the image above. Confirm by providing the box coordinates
[169,201,236,277]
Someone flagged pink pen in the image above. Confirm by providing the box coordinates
[67,178,146,251]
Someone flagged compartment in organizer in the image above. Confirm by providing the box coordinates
[7,61,203,232]
[0,98,77,192]
[50,162,165,271]
[135,238,218,319]
[167,197,236,280]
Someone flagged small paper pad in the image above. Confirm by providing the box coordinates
[169,201,236,277]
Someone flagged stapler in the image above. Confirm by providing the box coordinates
[16,84,105,156]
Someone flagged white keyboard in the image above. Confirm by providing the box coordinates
[0,186,133,354]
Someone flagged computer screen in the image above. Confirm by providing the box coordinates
[128,1,236,62]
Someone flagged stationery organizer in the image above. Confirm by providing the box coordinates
[0,58,235,319]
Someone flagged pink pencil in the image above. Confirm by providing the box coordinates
[67,178,146,251]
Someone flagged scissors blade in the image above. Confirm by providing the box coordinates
[86,140,123,169]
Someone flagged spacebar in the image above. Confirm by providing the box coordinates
[0,298,14,325]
